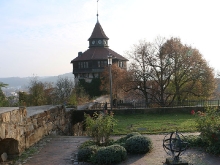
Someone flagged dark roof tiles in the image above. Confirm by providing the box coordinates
[88,22,109,40]
[71,47,128,62]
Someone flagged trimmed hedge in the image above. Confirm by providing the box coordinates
[78,140,96,149]
[77,145,98,162]
[125,135,153,154]
[123,132,141,140]
[77,132,153,164]
[115,132,141,144]
[92,145,127,165]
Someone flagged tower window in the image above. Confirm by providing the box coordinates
[104,61,107,66]
[79,62,88,68]
[98,61,107,67]
[118,61,124,68]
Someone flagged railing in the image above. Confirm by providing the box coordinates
[89,100,220,110]
[168,100,220,107]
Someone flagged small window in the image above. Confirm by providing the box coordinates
[104,61,107,66]
[118,61,123,68]
[122,61,124,67]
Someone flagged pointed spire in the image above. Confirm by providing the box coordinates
[88,22,109,40]
[97,0,99,23]
[88,0,108,40]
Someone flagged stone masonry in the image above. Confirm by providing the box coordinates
[0,106,73,161]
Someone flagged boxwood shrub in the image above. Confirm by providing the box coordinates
[77,132,153,164]
[77,145,98,162]
[124,132,141,139]
[78,140,97,149]
[92,145,127,165]
[115,132,141,144]
[125,135,152,154]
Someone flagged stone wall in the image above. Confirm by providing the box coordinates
[0,107,26,158]
[0,106,73,161]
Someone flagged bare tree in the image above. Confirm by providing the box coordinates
[28,77,46,106]
[127,37,216,107]
[54,77,74,104]
[44,82,55,105]
[0,82,8,106]
[71,83,90,105]
[127,40,153,105]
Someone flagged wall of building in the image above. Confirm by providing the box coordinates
[0,106,73,161]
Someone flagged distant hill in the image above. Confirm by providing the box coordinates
[0,72,74,89]
[39,72,74,85]
[0,77,29,88]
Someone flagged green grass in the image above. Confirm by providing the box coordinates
[113,113,197,135]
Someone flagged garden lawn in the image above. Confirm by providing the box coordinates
[113,113,197,135]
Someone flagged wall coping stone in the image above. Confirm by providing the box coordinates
[26,105,56,117]
[0,107,19,114]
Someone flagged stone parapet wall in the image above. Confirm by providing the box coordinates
[0,106,73,160]
[0,107,26,152]
[25,106,72,148]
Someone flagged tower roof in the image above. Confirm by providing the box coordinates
[88,22,109,41]
[71,47,128,62]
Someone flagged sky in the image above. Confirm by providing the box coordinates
[0,0,220,78]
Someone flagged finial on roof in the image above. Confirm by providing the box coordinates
[97,0,99,23]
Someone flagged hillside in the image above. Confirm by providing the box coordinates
[0,72,74,89]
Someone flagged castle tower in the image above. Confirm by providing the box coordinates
[71,8,128,83]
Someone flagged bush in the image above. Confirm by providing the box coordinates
[115,132,141,144]
[125,135,152,154]
[92,145,127,165]
[185,135,207,148]
[195,107,220,154]
[84,112,117,146]
[206,142,220,155]
[78,145,99,162]
[124,132,141,140]
[196,107,220,145]
[79,140,97,149]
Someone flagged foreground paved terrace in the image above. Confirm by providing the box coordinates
[9,133,220,165]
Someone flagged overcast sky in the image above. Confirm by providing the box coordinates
[0,0,220,78]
